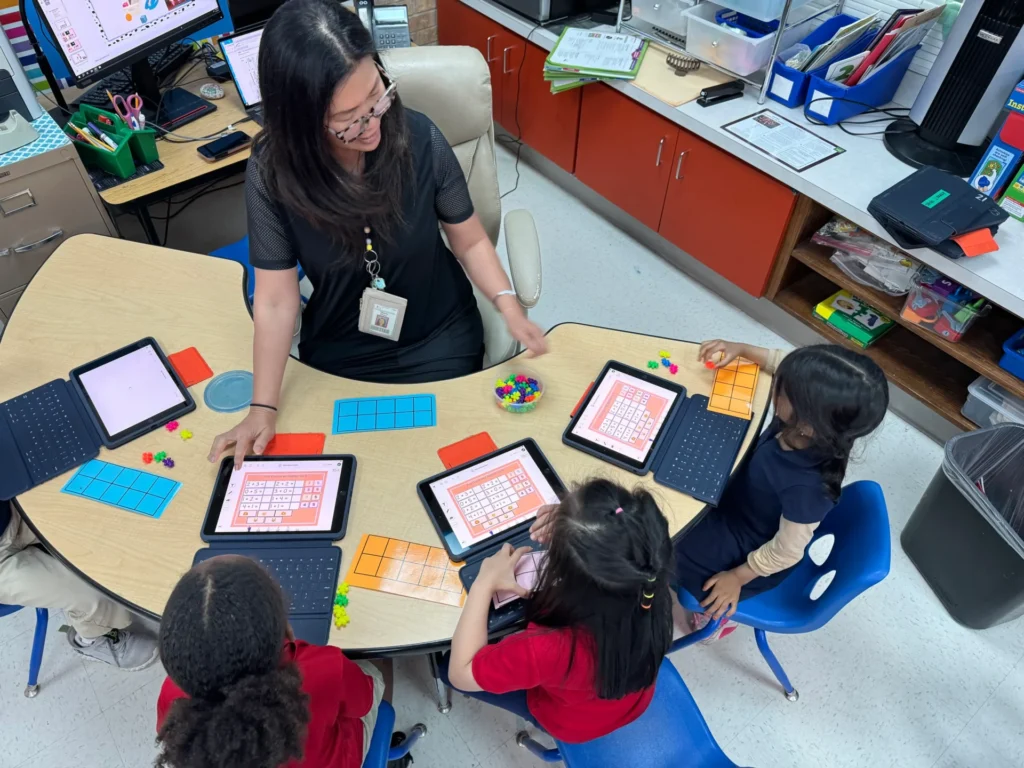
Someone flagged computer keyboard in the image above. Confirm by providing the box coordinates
[75,44,194,107]
[653,395,749,505]
[193,546,341,615]
[1,380,98,485]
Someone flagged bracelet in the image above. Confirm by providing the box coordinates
[250,402,278,412]
[491,289,517,305]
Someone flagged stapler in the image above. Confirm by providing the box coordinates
[697,80,745,107]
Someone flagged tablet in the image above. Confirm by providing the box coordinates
[69,338,195,448]
[418,439,566,561]
[563,360,686,474]
[201,455,356,542]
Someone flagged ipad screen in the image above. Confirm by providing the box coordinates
[213,458,346,534]
[571,368,679,464]
[428,443,561,552]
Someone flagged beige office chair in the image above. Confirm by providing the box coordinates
[381,46,543,367]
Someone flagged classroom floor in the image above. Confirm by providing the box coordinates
[1,145,1023,768]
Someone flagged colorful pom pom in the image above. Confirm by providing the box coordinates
[142,452,153,464]
[647,361,659,369]
[162,458,175,468]
[180,429,193,440]
[154,451,167,462]
[669,363,678,374]
[165,421,179,432]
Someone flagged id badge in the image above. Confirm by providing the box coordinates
[358,287,407,341]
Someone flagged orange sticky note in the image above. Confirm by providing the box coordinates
[952,228,999,258]
[168,347,213,388]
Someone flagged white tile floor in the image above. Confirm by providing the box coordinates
[2,144,1023,768]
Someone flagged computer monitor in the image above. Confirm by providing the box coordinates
[35,0,224,128]
[228,0,284,30]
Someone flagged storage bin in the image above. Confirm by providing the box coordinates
[684,2,809,76]
[803,44,920,126]
[766,14,862,108]
[66,111,136,180]
[900,272,990,343]
[713,0,815,22]
[901,424,1024,628]
[1000,328,1024,381]
[962,376,1024,428]
[78,104,159,165]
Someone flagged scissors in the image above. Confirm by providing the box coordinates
[107,90,145,130]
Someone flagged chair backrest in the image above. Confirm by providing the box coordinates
[381,46,519,365]
[381,46,500,246]
[743,480,891,632]
[559,659,739,768]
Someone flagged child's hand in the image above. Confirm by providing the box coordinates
[529,504,558,545]
[701,570,743,619]
[698,340,746,369]
[477,543,532,597]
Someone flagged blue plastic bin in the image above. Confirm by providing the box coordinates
[766,14,861,109]
[802,44,920,125]
[1000,328,1024,382]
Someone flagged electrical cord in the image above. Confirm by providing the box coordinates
[803,97,912,137]
[498,24,541,200]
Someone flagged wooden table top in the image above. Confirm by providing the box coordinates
[97,79,257,207]
[0,235,772,654]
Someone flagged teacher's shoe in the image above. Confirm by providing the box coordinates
[65,627,159,671]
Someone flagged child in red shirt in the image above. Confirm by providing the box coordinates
[154,555,390,768]
[443,478,674,743]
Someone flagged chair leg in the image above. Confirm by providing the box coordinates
[25,608,47,698]
[427,652,452,714]
[387,724,427,760]
[515,731,563,763]
[668,614,725,654]
[754,629,798,701]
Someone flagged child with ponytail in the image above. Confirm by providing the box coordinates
[155,555,390,768]
[676,341,888,638]
[443,478,674,743]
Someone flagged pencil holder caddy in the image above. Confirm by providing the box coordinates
[66,109,136,179]
[493,370,544,413]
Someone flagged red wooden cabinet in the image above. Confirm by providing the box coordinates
[574,84,679,231]
[659,130,796,296]
[500,42,580,172]
[437,0,506,124]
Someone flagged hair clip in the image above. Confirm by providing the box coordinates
[614,507,623,515]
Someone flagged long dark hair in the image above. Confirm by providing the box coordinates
[155,556,310,768]
[527,479,674,699]
[773,344,888,501]
[256,0,411,251]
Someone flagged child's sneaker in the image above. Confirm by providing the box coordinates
[689,612,738,645]
[65,627,159,671]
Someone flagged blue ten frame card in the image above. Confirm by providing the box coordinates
[333,394,436,434]
[61,460,181,519]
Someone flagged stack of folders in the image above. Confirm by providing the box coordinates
[787,4,944,86]
[544,28,648,93]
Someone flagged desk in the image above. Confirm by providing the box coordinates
[0,235,772,655]
[92,80,258,244]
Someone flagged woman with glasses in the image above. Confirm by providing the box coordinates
[210,0,546,466]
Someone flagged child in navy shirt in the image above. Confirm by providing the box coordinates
[675,341,888,635]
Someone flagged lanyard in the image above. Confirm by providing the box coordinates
[363,225,386,291]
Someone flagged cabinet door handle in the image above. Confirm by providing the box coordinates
[10,229,64,254]
[0,189,36,216]
[486,34,497,62]
[503,46,514,74]
[675,151,689,180]
[655,137,665,166]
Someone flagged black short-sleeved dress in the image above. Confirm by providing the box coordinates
[245,109,484,384]
[674,418,835,601]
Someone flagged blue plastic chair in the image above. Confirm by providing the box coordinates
[361,700,425,768]
[209,236,306,306]
[670,480,891,701]
[516,658,742,767]
[0,605,48,698]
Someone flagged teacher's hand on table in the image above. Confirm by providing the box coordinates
[208,408,277,469]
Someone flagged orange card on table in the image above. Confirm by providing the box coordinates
[437,432,498,469]
[168,347,213,388]
[706,359,759,420]
[264,433,326,456]
[952,228,999,258]
[345,534,465,607]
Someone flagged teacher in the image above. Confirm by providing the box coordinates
[211,0,545,465]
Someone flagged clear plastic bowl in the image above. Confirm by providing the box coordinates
[492,369,544,414]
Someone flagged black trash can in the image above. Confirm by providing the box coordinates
[901,423,1024,629]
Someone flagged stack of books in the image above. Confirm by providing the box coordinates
[814,290,894,348]
[544,28,648,93]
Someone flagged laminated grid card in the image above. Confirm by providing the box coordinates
[344,534,466,607]
[332,395,436,434]
[61,460,180,519]
[707,360,760,420]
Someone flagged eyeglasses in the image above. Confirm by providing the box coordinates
[328,75,397,144]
